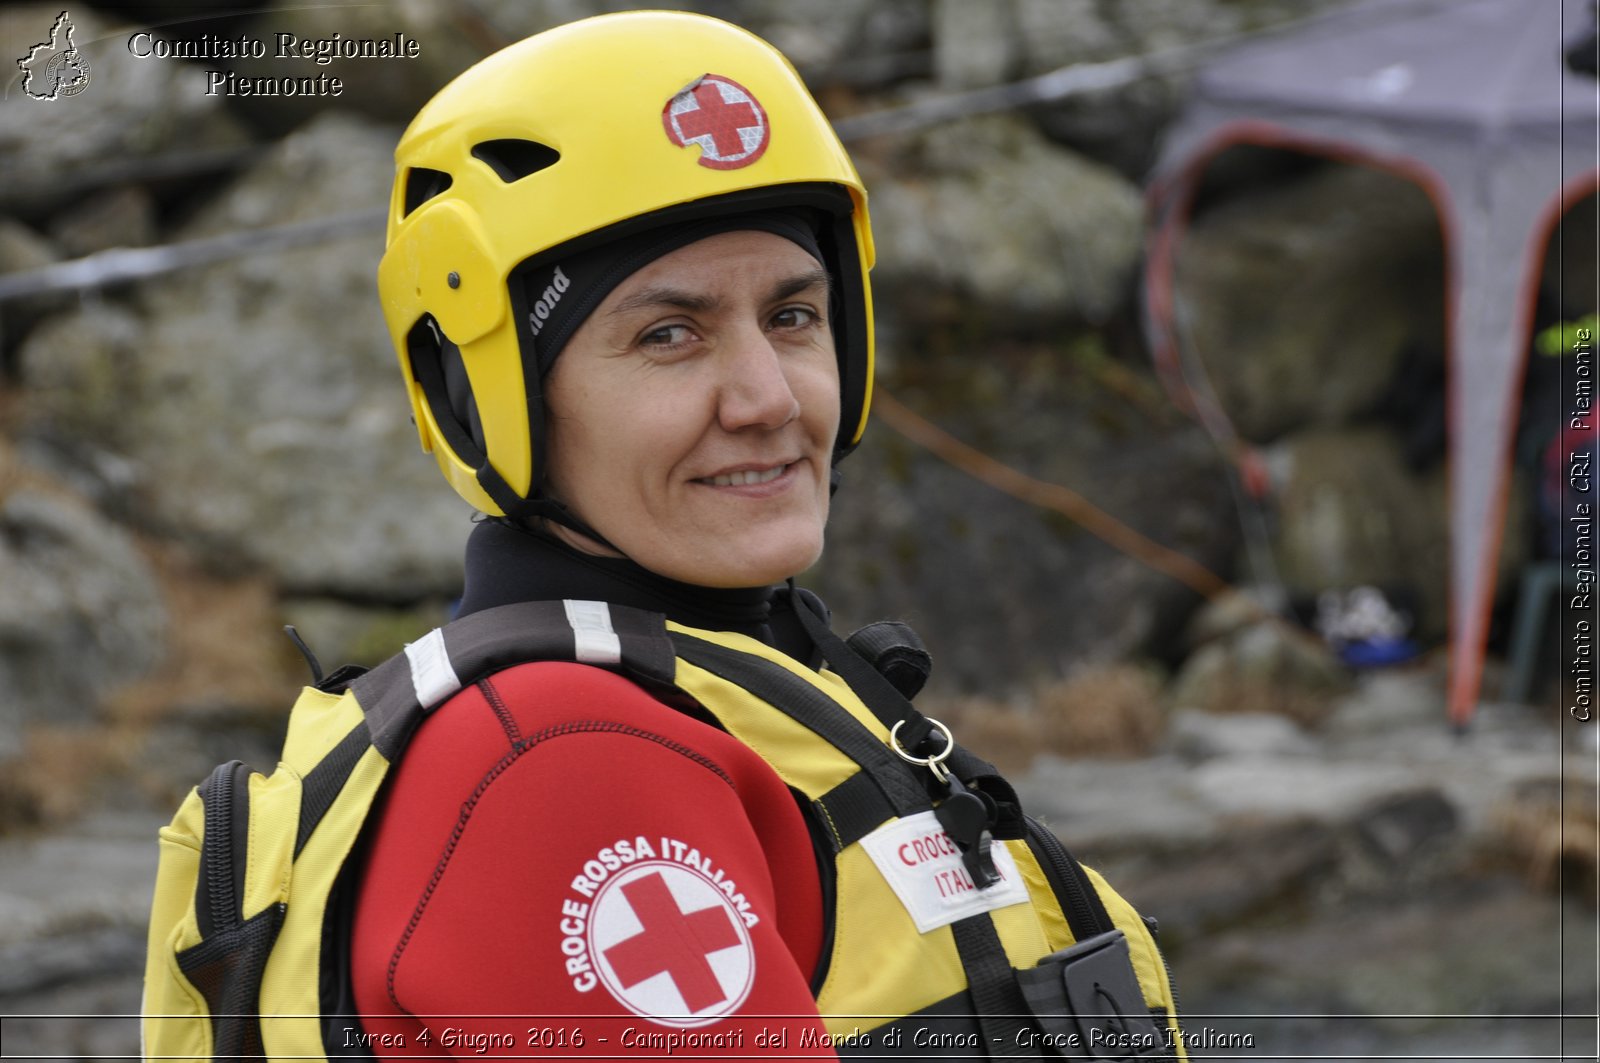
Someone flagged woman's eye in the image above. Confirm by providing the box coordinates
[640,324,691,348]
[770,306,819,330]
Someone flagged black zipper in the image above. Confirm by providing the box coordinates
[195,760,250,940]
[1144,915,1185,1028]
[1023,814,1112,941]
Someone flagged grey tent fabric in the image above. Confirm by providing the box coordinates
[1143,0,1598,724]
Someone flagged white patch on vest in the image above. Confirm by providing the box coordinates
[561,840,757,1028]
[860,810,1030,934]
[404,627,461,707]
[563,599,622,665]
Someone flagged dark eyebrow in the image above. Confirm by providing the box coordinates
[606,285,719,318]
[604,267,832,319]
[770,267,832,304]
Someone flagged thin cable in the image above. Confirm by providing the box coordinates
[1170,284,1289,595]
[871,387,1232,601]
[0,209,385,303]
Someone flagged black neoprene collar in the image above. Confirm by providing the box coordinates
[455,518,821,665]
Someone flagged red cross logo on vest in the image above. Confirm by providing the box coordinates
[590,863,756,1027]
[662,74,770,170]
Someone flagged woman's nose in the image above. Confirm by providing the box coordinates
[717,328,801,432]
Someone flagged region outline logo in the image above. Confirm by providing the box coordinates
[17,10,91,101]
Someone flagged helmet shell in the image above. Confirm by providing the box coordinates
[378,11,875,515]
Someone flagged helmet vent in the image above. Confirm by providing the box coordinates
[472,139,561,183]
[403,167,453,217]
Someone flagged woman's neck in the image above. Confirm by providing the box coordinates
[456,517,778,640]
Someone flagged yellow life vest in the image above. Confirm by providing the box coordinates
[142,598,1185,1061]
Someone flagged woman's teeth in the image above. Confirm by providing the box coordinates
[705,465,786,487]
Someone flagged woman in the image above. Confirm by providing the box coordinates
[351,10,1183,1059]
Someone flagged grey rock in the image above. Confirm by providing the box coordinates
[1174,164,1446,443]
[477,0,927,86]
[215,0,928,133]
[0,926,144,998]
[1268,427,1528,641]
[135,716,286,807]
[0,473,166,747]
[0,970,143,1059]
[1346,788,1458,871]
[690,0,930,80]
[1188,756,1406,822]
[1321,668,1448,738]
[1164,707,1316,761]
[48,186,157,257]
[279,597,454,672]
[0,807,159,1063]
[862,113,1143,324]
[19,113,475,598]
[0,5,251,214]
[1020,754,1218,851]
[0,809,164,950]
[0,218,65,342]
[17,302,147,451]
[1179,585,1288,651]
[0,219,58,274]
[1094,818,1344,944]
[218,0,486,131]
[814,334,1236,694]
[932,0,1020,88]
[1168,617,1351,724]
[1179,884,1596,1021]
[1007,0,1354,176]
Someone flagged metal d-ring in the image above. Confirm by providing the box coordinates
[889,718,954,783]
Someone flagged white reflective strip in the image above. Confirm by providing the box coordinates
[564,599,622,665]
[405,627,462,706]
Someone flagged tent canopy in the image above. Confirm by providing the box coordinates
[1143,0,1599,723]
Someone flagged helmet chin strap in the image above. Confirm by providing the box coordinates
[523,496,622,556]
[471,456,621,553]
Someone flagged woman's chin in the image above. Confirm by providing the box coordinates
[644,533,825,589]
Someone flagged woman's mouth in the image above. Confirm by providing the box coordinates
[697,462,793,487]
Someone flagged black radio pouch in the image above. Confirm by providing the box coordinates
[1015,930,1169,1060]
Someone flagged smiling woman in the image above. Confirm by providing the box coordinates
[543,230,840,588]
[141,10,1184,1061]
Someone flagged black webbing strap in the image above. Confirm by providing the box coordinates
[812,771,896,852]
[950,916,1044,1059]
[789,587,939,755]
[293,720,371,858]
[791,588,1027,839]
[352,600,678,761]
[670,631,931,820]
[676,625,1032,1061]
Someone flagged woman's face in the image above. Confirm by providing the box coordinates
[542,230,841,588]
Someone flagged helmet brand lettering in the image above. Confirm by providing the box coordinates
[528,266,571,336]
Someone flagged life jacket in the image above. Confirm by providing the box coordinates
[142,597,1185,1061]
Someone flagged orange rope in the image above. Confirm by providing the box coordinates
[871,388,1235,602]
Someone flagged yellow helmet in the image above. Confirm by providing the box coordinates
[377,10,875,518]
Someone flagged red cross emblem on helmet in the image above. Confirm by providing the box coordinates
[662,74,770,170]
[590,863,756,1026]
